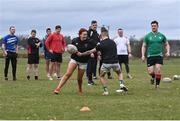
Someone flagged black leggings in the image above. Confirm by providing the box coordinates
[4,52,17,78]
[119,63,129,73]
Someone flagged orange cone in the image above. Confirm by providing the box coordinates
[80,106,91,112]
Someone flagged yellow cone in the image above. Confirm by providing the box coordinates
[80,106,91,112]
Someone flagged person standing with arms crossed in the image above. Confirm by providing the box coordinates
[26,30,42,80]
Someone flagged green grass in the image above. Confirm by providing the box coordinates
[0,57,180,120]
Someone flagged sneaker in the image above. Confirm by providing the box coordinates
[57,76,61,80]
[150,78,155,85]
[88,83,92,86]
[120,84,128,92]
[155,85,160,89]
[13,77,17,81]
[47,73,50,78]
[35,76,38,80]
[127,74,133,79]
[53,73,57,77]
[93,76,98,79]
[5,77,8,81]
[27,76,30,80]
[49,76,53,81]
[87,80,95,86]
[54,87,60,94]
[102,91,109,96]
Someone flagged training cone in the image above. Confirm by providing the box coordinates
[80,106,91,112]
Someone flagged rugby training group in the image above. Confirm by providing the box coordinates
[1,20,170,95]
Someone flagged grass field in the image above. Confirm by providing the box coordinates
[0,57,180,120]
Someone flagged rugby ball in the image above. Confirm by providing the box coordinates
[162,77,172,83]
[173,75,180,80]
[67,44,78,54]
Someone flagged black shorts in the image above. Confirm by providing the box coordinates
[147,56,163,67]
[118,55,129,64]
[28,54,39,64]
[51,53,62,63]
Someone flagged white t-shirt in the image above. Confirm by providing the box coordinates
[114,36,130,55]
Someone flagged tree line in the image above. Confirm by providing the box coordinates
[0,35,180,57]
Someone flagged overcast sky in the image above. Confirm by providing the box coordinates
[0,0,180,39]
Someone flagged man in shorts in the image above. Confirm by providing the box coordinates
[26,30,42,80]
[45,25,66,80]
[114,28,132,79]
[43,28,56,78]
[141,20,170,88]
[86,27,128,95]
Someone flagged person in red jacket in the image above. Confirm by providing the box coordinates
[45,25,66,80]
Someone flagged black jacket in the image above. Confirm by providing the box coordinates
[87,28,100,48]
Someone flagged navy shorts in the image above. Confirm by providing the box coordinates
[44,51,52,60]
